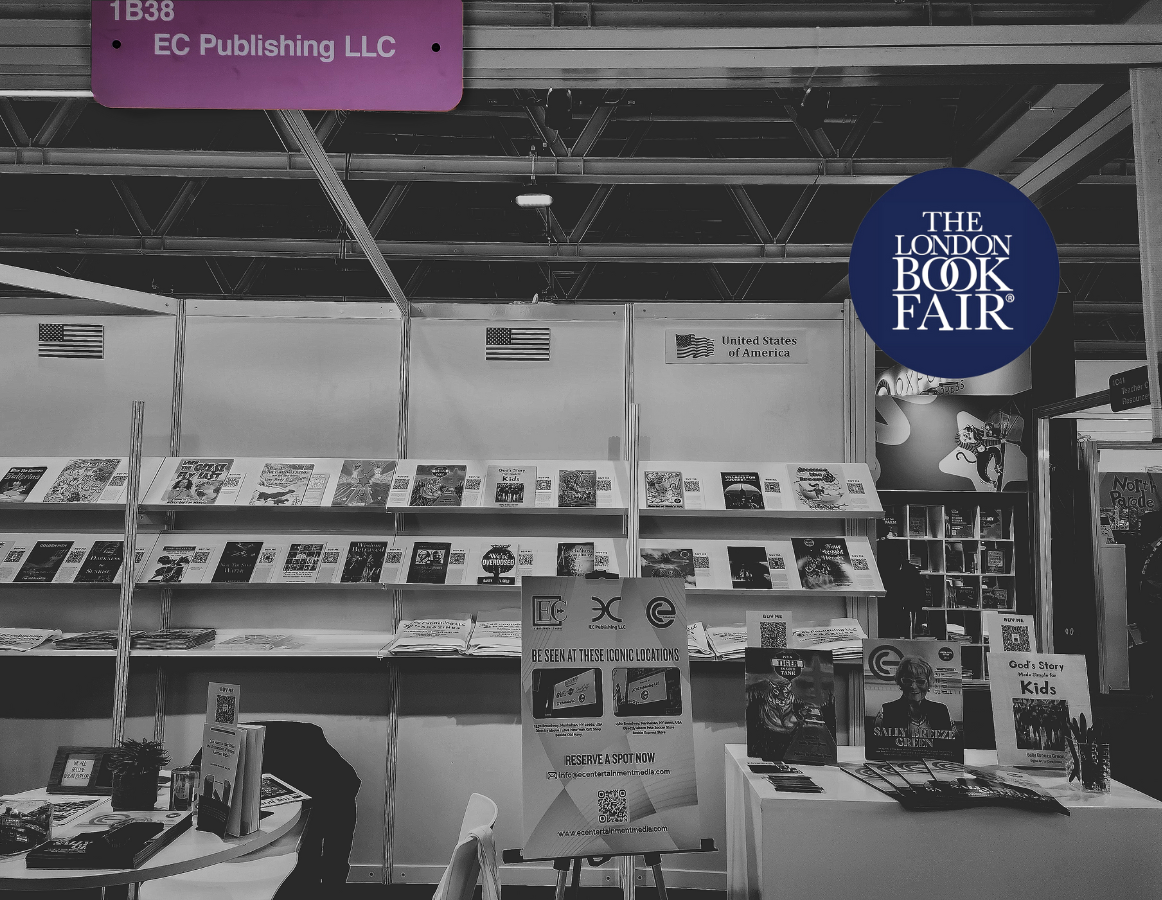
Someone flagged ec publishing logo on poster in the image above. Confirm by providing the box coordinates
[849,168,1059,379]
[868,644,903,680]
[533,596,567,627]
[646,596,677,628]
[591,596,624,629]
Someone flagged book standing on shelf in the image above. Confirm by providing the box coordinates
[43,459,121,504]
[557,469,596,508]
[644,470,684,508]
[482,465,536,508]
[792,538,855,590]
[556,542,595,576]
[407,542,452,584]
[745,648,837,765]
[791,465,846,509]
[0,466,46,502]
[409,464,467,507]
[640,548,696,586]
[341,541,388,583]
[332,459,396,507]
[721,471,764,509]
[988,652,1092,768]
[727,546,771,589]
[73,541,124,583]
[864,639,964,762]
[250,462,316,506]
[164,458,233,504]
[212,541,264,583]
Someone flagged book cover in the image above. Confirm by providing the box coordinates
[236,724,265,836]
[792,465,846,508]
[340,541,388,583]
[0,799,51,855]
[477,544,518,585]
[727,546,771,589]
[13,540,73,583]
[74,541,124,583]
[791,538,855,590]
[482,465,537,508]
[745,648,837,765]
[979,508,1004,539]
[721,472,764,510]
[864,639,964,762]
[407,542,452,584]
[988,652,1092,768]
[25,809,193,869]
[163,458,233,505]
[409,464,467,507]
[332,459,396,507]
[945,506,975,538]
[211,542,264,584]
[43,458,120,503]
[146,545,208,584]
[197,723,242,836]
[639,548,696,587]
[260,773,310,809]
[557,469,597,508]
[556,542,595,577]
[908,507,929,537]
[981,578,1013,610]
[644,471,684,509]
[249,462,314,506]
[279,543,324,582]
[0,466,46,503]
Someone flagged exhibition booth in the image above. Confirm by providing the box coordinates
[2,2,1162,898]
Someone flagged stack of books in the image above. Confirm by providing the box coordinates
[687,622,715,658]
[132,629,217,651]
[54,631,144,650]
[706,625,747,660]
[388,619,473,654]
[464,620,521,657]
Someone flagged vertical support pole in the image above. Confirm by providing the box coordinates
[1033,413,1054,653]
[623,303,635,543]
[618,854,636,900]
[384,308,411,884]
[153,299,186,743]
[1130,68,1162,443]
[112,400,145,746]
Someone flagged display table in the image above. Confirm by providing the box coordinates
[0,788,301,894]
[725,744,1162,900]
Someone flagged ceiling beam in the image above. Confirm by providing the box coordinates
[1011,91,1133,205]
[516,90,569,157]
[570,90,623,158]
[367,183,411,237]
[0,234,1131,264]
[155,177,207,236]
[31,97,85,147]
[0,261,175,313]
[0,99,29,146]
[965,83,1103,172]
[110,176,152,236]
[727,185,774,244]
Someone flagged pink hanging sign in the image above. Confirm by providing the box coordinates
[91,0,463,111]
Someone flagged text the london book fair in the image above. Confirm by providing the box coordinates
[91,1,463,111]
[848,168,1059,379]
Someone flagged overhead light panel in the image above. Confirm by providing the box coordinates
[515,193,554,208]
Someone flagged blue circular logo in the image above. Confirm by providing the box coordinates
[849,168,1059,378]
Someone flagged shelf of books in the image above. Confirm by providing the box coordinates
[880,499,1022,682]
[0,457,165,508]
[0,534,154,585]
[638,461,883,518]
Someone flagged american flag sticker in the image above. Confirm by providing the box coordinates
[675,333,716,359]
[38,323,104,359]
[486,326,551,361]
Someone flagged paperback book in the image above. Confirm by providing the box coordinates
[340,541,388,583]
[864,639,964,762]
[13,540,73,583]
[556,542,595,577]
[209,542,262,583]
[408,464,467,507]
[249,462,314,506]
[0,466,46,502]
[557,469,597,508]
[745,648,837,765]
[331,459,395,507]
[163,458,233,505]
[407,542,452,584]
[26,809,193,868]
[482,465,536,508]
[73,541,125,583]
[988,651,1092,768]
[42,458,120,503]
[644,471,684,509]
[727,546,771,589]
[477,544,518,585]
[791,538,855,590]
[792,465,846,509]
[639,547,696,587]
[721,472,764,510]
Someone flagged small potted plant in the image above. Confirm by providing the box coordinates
[108,739,171,811]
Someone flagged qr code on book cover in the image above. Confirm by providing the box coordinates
[597,789,628,824]
[65,549,87,564]
[853,557,869,571]
[847,481,865,494]
[215,694,237,724]
[518,550,535,567]
[1001,625,1031,652]
[760,621,787,648]
[193,550,211,564]
[449,551,467,566]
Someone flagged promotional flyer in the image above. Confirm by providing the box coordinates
[521,577,700,859]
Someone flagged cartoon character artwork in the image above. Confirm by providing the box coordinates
[939,408,1026,492]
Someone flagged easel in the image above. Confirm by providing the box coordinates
[503,839,717,900]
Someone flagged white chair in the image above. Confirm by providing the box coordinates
[137,812,308,900]
[431,793,501,900]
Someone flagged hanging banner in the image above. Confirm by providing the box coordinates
[521,577,700,859]
[664,327,809,364]
[91,0,463,111]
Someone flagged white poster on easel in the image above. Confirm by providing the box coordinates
[521,577,700,858]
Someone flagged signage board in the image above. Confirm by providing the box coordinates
[664,327,809,364]
[91,0,463,111]
[1109,365,1152,412]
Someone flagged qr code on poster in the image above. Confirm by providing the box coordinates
[597,789,628,824]
[760,621,787,648]
[1001,625,1031,652]
[215,693,237,724]
[853,557,869,571]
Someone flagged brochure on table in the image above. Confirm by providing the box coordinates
[638,537,884,594]
[0,457,164,505]
[0,533,159,584]
[521,576,700,858]
[141,457,628,510]
[638,461,882,515]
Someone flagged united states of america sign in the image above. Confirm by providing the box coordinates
[665,328,810,364]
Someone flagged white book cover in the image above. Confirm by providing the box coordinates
[988,651,1092,768]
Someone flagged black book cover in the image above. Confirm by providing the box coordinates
[746,648,837,765]
[721,472,764,510]
[558,470,597,508]
[639,548,696,587]
[478,544,517,585]
[0,466,46,502]
[792,538,855,590]
[74,541,124,583]
[341,541,388,583]
[13,541,73,583]
[27,811,192,869]
[728,546,771,589]
[212,542,264,583]
[408,465,466,507]
[556,542,595,576]
[407,542,451,584]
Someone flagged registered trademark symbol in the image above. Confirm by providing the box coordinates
[1005,293,1014,302]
